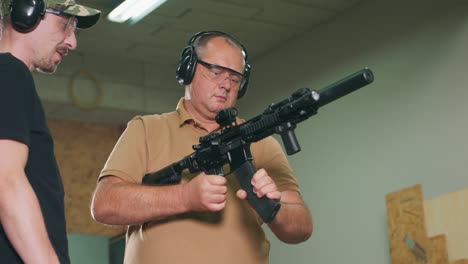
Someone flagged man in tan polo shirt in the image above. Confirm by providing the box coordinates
[91,31,313,264]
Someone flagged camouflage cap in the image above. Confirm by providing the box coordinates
[0,0,101,29]
[46,0,101,29]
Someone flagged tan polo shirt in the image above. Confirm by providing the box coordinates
[99,98,300,264]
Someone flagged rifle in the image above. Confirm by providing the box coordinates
[142,68,374,223]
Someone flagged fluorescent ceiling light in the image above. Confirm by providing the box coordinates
[108,0,167,24]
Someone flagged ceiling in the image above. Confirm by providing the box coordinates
[75,0,365,67]
[41,0,367,125]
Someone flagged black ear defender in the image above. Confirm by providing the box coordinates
[176,31,251,99]
[9,0,46,33]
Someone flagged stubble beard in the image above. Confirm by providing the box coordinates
[34,51,58,73]
[36,63,58,74]
[35,45,68,74]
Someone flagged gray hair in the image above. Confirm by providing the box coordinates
[0,12,12,40]
[0,6,3,40]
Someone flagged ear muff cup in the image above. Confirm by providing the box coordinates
[175,31,251,99]
[9,0,46,33]
[176,46,198,85]
[237,63,250,99]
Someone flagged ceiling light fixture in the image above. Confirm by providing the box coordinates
[108,0,167,24]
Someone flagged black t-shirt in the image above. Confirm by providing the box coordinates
[0,53,70,264]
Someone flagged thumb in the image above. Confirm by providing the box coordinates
[236,189,247,200]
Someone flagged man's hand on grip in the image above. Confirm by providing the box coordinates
[236,168,281,200]
[183,172,227,212]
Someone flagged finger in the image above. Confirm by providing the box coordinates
[208,201,226,211]
[258,182,277,195]
[266,191,281,200]
[254,182,279,198]
[251,168,267,185]
[207,194,227,204]
[209,185,227,195]
[254,176,273,190]
[236,189,247,200]
[208,175,227,185]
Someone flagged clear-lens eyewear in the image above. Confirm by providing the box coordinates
[197,59,244,88]
[45,8,78,35]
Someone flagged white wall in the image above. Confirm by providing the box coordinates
[236,0,468,263]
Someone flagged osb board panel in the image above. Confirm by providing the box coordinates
[385,184,449,264]
[424,188,468,262]
[430,235,449,264]
[49,119,126,236]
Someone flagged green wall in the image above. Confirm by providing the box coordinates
[238,0,468,263]
[68,234,110,264]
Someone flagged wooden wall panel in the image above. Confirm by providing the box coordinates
[430,235,449,264]
[424,188,468,262]
[386,184,468,264]
[385,185,444,264]
[49,119,126,236]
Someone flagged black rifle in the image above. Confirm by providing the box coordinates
[142,68,374,223]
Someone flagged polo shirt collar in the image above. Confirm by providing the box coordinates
[175,98,193,126]
[175,97,244,131]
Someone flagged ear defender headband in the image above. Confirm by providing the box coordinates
[7,0,101,33]
[9,0,46,33]
[175,31,251,99]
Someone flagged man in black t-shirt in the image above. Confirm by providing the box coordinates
[0,0,100,263]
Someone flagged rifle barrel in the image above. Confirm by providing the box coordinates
[317,68,374,108]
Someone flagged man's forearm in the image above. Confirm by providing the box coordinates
[268,191,313,244]
[0,173,59,264]
[91,176,191,226]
